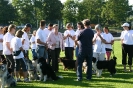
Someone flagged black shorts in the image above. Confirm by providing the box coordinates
[15,58,28,72]
[105,48,112,51]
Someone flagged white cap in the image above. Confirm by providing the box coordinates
[122,23,129,27]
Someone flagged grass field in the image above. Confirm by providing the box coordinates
[15,41,133,88]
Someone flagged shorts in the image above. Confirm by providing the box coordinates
[15,58,28,72]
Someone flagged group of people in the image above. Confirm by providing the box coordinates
[0,19,132,82]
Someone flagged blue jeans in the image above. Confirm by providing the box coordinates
[77,49,93,80]
[36,45,48,59]
[31,49,37,59]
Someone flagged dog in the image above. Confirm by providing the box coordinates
[82,61,87,73]
[37,57,63,82]
[92,57,117,77]
[25,59,39,81]
[0,64,16,88]
[60,57,76,71]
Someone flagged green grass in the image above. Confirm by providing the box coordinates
[15,41,133,88]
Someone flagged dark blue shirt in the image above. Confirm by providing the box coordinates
[77,28,94,53]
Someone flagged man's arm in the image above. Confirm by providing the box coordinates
[37,39,47,46]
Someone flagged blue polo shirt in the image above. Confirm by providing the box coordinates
[77,28,94,53]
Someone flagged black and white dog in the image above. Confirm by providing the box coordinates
[37,57,63,82]
[92,57,117,77]
[0,64,16,88]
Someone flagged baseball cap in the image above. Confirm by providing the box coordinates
[122,23,129,27]
[25,23,32,28]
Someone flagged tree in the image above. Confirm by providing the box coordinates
[101,0,130,26]
[62,0,78,26]
[12,0,63,27]
[0,0,17,25]
[12,0,35,26]
[42,0,63,23]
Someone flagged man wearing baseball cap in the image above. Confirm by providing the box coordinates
[21,23,32,59]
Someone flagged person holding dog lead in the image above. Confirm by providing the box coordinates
[64,23,75,60]
[11,30,30,82]
[93,24,106,76]
[120,23,133,72]
[47,24,64,72]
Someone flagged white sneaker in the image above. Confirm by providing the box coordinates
[43,75,47,82]
[58,75,63,79]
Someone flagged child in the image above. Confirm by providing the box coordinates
[11,30,30,82]
[30,30,37,60]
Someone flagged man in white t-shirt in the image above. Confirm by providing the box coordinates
[64,23,75,60]
[44,23,53,64]
[36,20,47,60]
[11,30,29,82]
[22,23,32,59]
[3,24,16,75]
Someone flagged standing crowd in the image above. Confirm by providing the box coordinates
[0,19,132,82]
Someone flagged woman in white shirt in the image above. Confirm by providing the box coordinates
[93,24,106,60]
[1,26,8,64]
[75,22,84,67]
[103,27,114,60]
[120,23,133,72]
[3,24,16,75]
[93,24,106,75]
[11,30,29,82]
[64,23,76,60]
[22,23,32,59]
[30,30,37,60]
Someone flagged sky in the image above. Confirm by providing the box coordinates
[60,0,133,5]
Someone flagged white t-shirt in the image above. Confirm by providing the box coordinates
[22,32,30,50]
[75,29,82,45]
[3,32,14,55]
[0,34,3,50]
[93,33,106,53]
[30,35,36,49]
[44,28,52,38]
[36,28,47,46]
[11,37,24,59]
[120,30,133,45]
[104,33,114,49]
[64,29,75,47]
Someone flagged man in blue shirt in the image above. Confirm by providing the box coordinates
[76,19,94,81]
